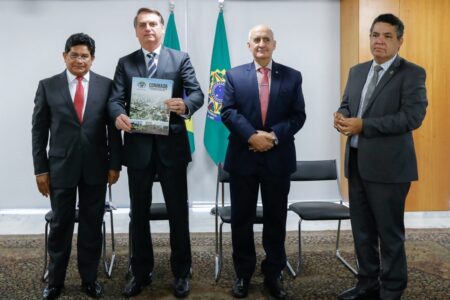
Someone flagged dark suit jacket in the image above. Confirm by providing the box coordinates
[222,62,306,176]
[32,71,122,188]
[108,47,204,168]
[338,56,427,183]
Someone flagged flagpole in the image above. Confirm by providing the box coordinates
[184,0,188,51]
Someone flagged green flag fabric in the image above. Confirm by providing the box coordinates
[203,11,231,165]
[163,11,195,153]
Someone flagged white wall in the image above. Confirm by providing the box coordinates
[0,0,341,209]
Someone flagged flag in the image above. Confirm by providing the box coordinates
[163,11,195,153]
[203,11,231,165]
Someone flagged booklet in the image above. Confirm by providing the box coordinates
[129,77,173,135]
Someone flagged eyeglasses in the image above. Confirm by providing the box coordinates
[68,53,91,62]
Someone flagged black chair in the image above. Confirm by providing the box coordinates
[211,163,296,282]
[42,185,116,281]
[288,160,357,275]
[126,174,169,277]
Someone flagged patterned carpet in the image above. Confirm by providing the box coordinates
[0,229,449,299]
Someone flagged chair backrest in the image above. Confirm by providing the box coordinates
[217,163,230,183]
[216,163,230,208]
[290,160,338,182]
[289,159,343,204]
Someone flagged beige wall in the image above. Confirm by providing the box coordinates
[340,0,450,211]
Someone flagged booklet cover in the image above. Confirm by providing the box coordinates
[129,77,173,135]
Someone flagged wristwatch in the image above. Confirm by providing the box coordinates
[271,132,279,146]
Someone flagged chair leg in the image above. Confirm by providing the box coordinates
[335,220,358,275]
[42,221,49,282]
[285,259,297,278]
[109,210,116,277]
[101,221,107,276]
[215,221,224,282]
[297,219,303,274]
[102,210,116,278]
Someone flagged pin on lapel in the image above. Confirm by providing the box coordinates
[389,70,394,75]
[275,70,279,74]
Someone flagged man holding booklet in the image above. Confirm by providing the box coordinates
[108,7,204,298]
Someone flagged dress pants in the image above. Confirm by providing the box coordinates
[128,149,191,279]
[48,180,106,286]
[348,148,410,297]
[229,167,290,281]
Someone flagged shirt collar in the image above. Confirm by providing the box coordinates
[66,70,90,83]
[142,45,162,57]
[254,60,273,72]
[372,54,397,72]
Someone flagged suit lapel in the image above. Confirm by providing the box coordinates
[133,50,147,78]
[351,62,371,115]
[155,47,168,78]
[58,71,80,123]
[363,56,402,115]
[267,62,281,125]
[83,72,97,122]
[245,63,262,125]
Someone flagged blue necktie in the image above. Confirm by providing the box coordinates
[147,53,157,78]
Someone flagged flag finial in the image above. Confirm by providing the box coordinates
[169,0,175,12]
[218,0,224,11]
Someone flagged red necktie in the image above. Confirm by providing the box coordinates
[259,67,270,125]
[74,76,84,123]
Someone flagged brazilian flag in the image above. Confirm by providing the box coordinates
[163,11,195,153]
[203,10,231,165]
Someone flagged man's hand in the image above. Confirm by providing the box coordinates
[36,173,50,197]
[107,170,120,186]
[333,112,345,132]
[248,130,275,152]
[115,114,132,132]
[335,115,363,136]
[165,98,187,115]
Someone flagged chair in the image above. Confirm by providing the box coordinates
[211,163,296,282]
[288,160,357,275]
[42,185,116,281]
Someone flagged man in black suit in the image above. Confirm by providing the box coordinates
[335,14,427,300]
[32,33,121,299]
[221,24,306,299]
[108,7,204,298]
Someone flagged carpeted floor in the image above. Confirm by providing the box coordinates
[0,229,449,299]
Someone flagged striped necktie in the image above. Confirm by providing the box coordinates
[350,64,383,148]
[147,52,157,78]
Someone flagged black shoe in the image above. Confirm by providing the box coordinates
[338,285,380,300]
[263,277,287,300]
[42,285,63,300]
[82,281,103,298]
[122,273,152,297]
[232,278,249,298]
[173,277,190,298]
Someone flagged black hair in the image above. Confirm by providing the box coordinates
[64,33,96,56]
[370,13,404,39]
[134,7,165,28]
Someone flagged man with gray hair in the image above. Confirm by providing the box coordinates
[222,24,306,299]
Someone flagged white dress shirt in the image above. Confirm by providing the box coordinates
[66,70,90,118]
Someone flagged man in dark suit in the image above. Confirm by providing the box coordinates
[32,33,121,299]
[221,25,306,299]
[108,7,203,298]
[335,14,427,300]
